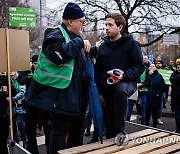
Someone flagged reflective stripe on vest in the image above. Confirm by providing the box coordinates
[33,25,75,89]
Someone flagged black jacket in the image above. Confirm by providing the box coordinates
[95,34,144,94]
[26,24,96,116]
[147,70,165,108]
[0,75,20,119]
[0,75,8,120]
[170,71,180,104]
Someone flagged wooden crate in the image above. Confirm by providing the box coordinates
[58,128,180,154]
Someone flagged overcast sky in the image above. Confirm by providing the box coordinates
[46,0,73,8]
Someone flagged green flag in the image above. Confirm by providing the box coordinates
[157,69,173,85]
[9,7,36,28]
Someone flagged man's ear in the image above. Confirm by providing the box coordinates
[68,19,73,26]
[118,25,123,32]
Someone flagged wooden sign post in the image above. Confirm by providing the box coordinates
[0,28,30,140]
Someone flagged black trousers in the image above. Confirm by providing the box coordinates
[102,81,136,139]
[145,104,158,128]
[0,116,9,154]
[25,105,51,154]
[49,112,86,154]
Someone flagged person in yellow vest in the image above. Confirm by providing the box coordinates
[26,2,96,154]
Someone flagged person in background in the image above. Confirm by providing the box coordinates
[17,55,51,154]
[166,60,176,72]
[164,60,175,108]
[154,55,162,64]
[0,73,10,154]
[0,72,26,151]
[170,61,180,133]
[155,60,166,125]
[126,98,141,122]
[137,56,151,125]
[8,72,26,148]
[155,60,173,125]
[26,2,96,154]
[95,13,144,144]
[143,55,150,68]
[146,64,165,128]
[126,55,151,125]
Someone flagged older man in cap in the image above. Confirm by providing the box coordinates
[26,2,94,154]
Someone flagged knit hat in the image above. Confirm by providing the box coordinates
[62,2,85,19]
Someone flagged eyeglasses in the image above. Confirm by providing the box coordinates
[76,19,86,24]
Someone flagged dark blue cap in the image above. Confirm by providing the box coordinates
[62,2,85,19]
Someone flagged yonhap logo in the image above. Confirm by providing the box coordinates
[115,132,129,146]
[131,136,180,144]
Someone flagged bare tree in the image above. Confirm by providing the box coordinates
[0,0,42,54]
[0,0,22,28]
[76,0,180,46]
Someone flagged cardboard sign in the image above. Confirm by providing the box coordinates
[0,28,30,73]
[0,29,7,72]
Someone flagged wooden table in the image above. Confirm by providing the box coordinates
[58,127,180,154]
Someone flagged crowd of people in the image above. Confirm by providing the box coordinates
[126,55,180,130]
[0,2,180,154]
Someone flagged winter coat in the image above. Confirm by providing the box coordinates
[0,74,9,120]
[170,71,180,104]
[147,70,165,108]
[26,23,96,116]
[0,75,26,117]
[94,34,144,94]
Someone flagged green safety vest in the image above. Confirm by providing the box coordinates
[33,25,75,89]
[157,69,173,85]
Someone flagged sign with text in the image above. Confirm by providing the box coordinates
[163,34,179,45]
[9,7,36,28]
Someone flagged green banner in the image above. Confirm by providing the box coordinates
[9,7,36,28]
[157,69,173,85]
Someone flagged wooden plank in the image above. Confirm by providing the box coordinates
[58,139,114,154]
[140,135,180,154]
[57,129,158,154]
[148,143,180,154]
[114,134,178,154]
[86,132,169,154]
